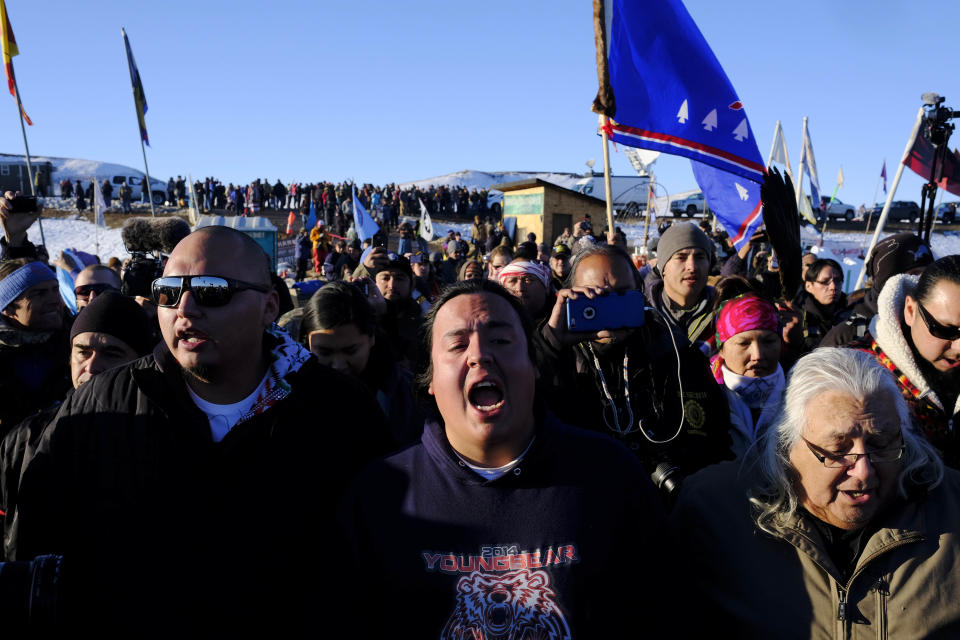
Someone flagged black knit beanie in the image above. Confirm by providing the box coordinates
[69,291,155,356]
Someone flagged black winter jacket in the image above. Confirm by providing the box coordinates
[14,338,389,637]
[0,316,71,437]
[535,310,732,483]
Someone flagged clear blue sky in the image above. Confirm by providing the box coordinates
[2,0,958,209]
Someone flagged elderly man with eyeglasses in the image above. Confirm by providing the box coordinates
[13,226,387,635]
[671,348,960,638]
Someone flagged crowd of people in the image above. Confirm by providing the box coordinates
[0,177,959,636]
[160,177,497,226]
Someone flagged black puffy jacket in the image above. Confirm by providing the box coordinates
[14,337,389,637]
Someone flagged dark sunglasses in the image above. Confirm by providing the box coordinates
[74,282,118,299]
[916,301,960,341]
[152,275,271,308]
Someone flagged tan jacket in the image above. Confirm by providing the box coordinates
[671,461,960,639]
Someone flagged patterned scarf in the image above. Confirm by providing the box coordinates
[236,324,312,425]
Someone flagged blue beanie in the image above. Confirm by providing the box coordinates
[0,261,56,311]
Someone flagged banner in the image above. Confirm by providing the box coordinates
[93,178,108,225]
[352,186,379,242]
[800,121,822,209]
[306,198,317,230]
[592,0,764,183]
[419,198,434,241]
[122,28,149,146]
[0,0,30,124]
[768,121,791,177]
[591,0,765,247]
[904,125,960,197]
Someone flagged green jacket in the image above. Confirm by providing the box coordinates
[671,461,960,639]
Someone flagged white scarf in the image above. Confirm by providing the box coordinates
[721,364,785,409]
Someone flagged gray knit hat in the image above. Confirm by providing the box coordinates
[656,222,714,266]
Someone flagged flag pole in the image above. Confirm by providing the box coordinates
[858,168,885,255]
[794,117,808,211]
[642,175,653,250]
[855,108,925,289]
[869,160,884,215]
[12,70,43,245]
[139,136,155,217]
[601,116,615,241]
[94,176,100,258]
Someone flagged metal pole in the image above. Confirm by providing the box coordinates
[855,107,925,289]
[139,137,156,217]
[601,116,615,241]
[12,70,44,246]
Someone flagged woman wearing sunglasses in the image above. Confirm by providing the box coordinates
[858,254,960,468]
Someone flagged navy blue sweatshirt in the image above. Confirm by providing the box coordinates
[339,414,669,637]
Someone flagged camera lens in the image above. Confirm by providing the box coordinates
[583,306,596,320]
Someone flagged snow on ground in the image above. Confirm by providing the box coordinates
[27,216,129,262]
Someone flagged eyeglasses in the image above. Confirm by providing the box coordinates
[916,301,960,341]
[74,282,118,299]
[802,435,904,469]
[814,277,843,287]
[151,275,271,308]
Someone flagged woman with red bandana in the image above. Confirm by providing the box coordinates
[711,278,784,458]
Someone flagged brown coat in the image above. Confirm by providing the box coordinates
[671,461,960,639]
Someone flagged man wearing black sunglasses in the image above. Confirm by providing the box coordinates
[14,226,388,635]
[854,254,960,468]
[72,264,121,311]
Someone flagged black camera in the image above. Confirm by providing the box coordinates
[119,217,192,299]
[9,195,38,213]
[650,462,683,503]
[121,253,163,299]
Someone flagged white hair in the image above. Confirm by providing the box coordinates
[748,347,944,536]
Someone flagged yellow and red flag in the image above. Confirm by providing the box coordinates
[0,0,31,125]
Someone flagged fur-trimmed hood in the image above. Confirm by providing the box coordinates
[870,273,958,414]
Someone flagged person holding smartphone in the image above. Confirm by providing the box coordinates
[535,243,732,501]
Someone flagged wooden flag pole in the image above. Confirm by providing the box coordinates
[641,175,653,251]
[601,116,615,242]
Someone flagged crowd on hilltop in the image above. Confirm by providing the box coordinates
[175,177,495,225]
[1,167,960,636]
[51,175,499,229]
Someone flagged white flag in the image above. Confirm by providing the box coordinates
[419,198,434,241]
[800,121,822,207]
[93,178,107,227]
[767,121,793,178]
[798,191,818,226]
[836,166,844,189]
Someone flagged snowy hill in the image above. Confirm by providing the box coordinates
[0,152,166,199]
